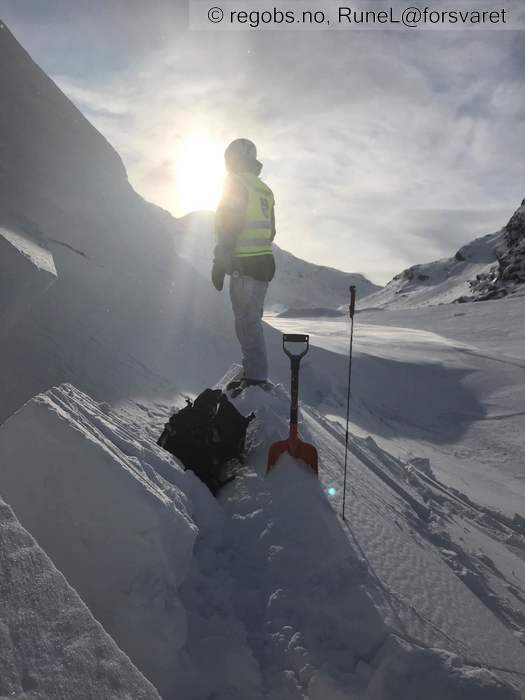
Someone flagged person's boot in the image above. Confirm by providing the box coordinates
[226,376,245,392]
[229,378,273,398]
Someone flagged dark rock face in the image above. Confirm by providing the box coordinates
[468,202,525,300]
[394,266,417,282]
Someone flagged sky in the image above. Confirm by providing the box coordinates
[1,0,524,284]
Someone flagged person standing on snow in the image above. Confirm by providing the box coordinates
[212,138,276,392]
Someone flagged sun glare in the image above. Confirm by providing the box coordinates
[174,136,225,216]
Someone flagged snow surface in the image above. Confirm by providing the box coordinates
[1,380,523,698]
[269,296,525,518]
[0,225,57,330]
[0,385,200,697]
[0,495,160,699]
[0,226,56,276]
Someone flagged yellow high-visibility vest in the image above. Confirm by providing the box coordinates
[232,173,274,258]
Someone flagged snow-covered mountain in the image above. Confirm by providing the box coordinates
[1,19,525,700]
[361,202,525,310]
[178,211,380,312]
[269,246,380,312]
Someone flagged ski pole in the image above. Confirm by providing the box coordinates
[342,285,357,521]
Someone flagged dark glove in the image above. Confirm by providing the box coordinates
[213,243,233,273]
[211,261,226,291]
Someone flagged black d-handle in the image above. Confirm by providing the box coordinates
[283,334,310,360]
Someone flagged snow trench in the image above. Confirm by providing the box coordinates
[0,382,521,699]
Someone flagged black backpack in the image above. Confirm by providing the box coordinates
[157,388,255,494]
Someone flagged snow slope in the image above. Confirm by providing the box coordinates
[269,299,525,695]
[0,384,266,699]
[0,225,56,330]
[270,296,525,517]
[268,246,380,312]
[0,20,244,423]
[225,383,525,695]
[0,496,160,699]
[360,229,505,309]
[0,385,198,697]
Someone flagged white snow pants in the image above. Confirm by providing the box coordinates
[229,273,269,381]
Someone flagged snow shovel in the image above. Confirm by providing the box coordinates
[267,334,319,475]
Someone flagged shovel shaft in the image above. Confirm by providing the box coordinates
[289,357,300,427]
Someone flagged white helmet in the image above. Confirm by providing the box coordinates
[224,138,261,172]
[225,138,256,161]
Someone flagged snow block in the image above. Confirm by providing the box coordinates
[0,496,160,699]
[0,384,199,698]
[0,226,57,329]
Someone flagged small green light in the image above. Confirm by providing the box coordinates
[327,487,337,497]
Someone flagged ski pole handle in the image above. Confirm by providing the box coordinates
[349,286,357,319]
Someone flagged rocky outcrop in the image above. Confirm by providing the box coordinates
[466,202,525,301]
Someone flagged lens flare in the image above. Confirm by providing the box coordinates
[174,135,224,215]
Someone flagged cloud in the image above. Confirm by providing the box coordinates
[3,1,525,284]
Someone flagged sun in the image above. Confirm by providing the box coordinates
[173,135,224,216]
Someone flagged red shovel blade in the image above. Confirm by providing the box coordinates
[267,436,319,475]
